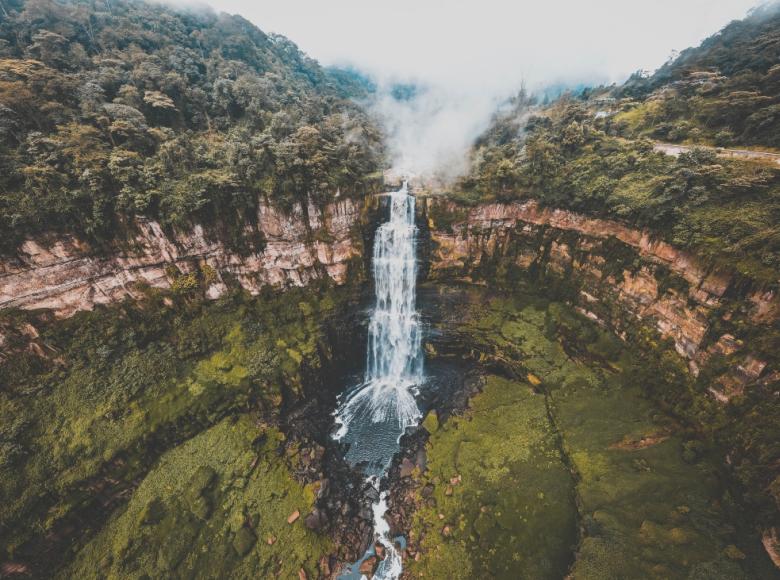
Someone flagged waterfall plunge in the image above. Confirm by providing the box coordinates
[335,181,423,444]
[334,182,423,580]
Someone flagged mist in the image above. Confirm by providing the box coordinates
[205,0,764,178]
[369,85,508,180]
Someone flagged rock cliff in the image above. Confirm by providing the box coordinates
[423,198,779,400]
[0,198,363,318]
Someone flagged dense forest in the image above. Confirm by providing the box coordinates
[461,98,780,282]
[0,0,385,252]
[458,4,780,284]
[620,2,780,148]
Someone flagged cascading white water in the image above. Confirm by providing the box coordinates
[335,181,423,441]
[334,181,423,580]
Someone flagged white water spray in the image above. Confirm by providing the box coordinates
[335,181,423,580]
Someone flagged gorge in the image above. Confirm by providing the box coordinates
[2,179,778,578]
[1,1,780,579]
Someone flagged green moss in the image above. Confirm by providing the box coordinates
[0,284,354,561]
[65,415,330,579]
[408,375,578,579]
[421,410,439,433]
[419,287,760,578]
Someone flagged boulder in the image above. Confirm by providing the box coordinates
[359,556,379,576]
[318,555,331,577]
[399,458,416,478]
[304,508,328,530]
[374,541,386,560]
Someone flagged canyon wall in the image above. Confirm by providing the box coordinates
[4,192,777,403]
[0,197,364,319]
[422,198,779,401]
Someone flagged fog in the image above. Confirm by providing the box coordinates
[205,0,763,177]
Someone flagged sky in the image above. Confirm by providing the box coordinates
[203,0,764,176]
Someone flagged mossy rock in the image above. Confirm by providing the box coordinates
[138,498,166,526]
[422,410,439,433]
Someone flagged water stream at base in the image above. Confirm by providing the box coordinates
[334,181,423,580]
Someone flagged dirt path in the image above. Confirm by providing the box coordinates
[653,142,780,166]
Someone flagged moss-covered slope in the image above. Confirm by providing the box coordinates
[0,282,362,574]
[65,414,330,579]
[399,286,772,578]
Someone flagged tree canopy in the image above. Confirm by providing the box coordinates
[0,0,385,252]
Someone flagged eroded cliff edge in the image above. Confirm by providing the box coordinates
[2,193,779,572]
[0,197,365,319]
[424,198,779,394]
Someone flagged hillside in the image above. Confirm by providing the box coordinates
[456,5,780,284]
[0,0,384,253]
[619,2,780,147]
[2,1,780,578]
[433,8,780,572]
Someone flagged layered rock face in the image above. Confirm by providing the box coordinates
[423,199,778,399]
[0,198,363,318]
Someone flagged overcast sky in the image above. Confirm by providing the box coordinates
[201,0,765,176]
[205,0,761,89]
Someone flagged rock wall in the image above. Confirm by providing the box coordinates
[0,197,364,318]
[423,198,778,399]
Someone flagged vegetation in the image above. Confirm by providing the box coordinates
[0,280,355,566]
[411,287,774,578]
[425,195,780,552]
[457,5,780,282]
[0,0,384,253]
[458,96,780,282]
[619,3,780,148]
[408,374,577,579]
[66,415,330,579]
[445,8,780,539]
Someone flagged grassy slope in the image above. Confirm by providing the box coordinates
[0,283,350,563]
[408,374,577,579]
[408,288,769,578]
[64,415,329,579]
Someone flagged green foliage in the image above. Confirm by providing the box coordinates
[0,284,349,560]
[458,94,780,282]
[620,3,780,148]
[0,0,384,252]
[66,415,330,578]
[457,7,780,282]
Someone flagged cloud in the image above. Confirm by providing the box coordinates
[203,0,763,177]
[369,84,505,179]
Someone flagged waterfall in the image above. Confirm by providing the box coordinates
[335,181,423,442]
[334,181,423,580]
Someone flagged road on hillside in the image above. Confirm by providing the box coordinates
[653,142,780,166]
